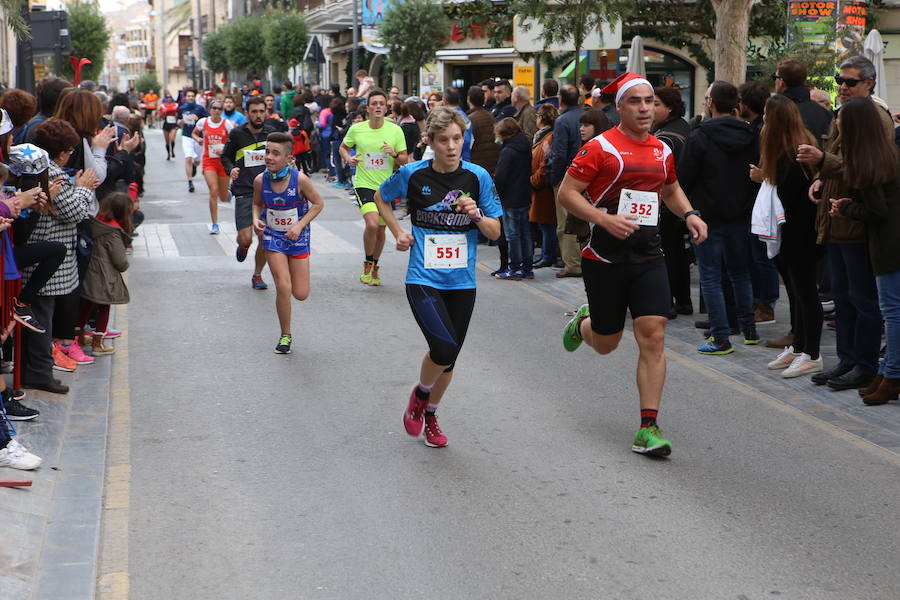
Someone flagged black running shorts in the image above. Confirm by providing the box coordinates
[582,257,671,335]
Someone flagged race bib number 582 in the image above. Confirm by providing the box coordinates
[617,189,659,226]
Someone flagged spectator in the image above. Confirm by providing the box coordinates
[480,79,496,111]
[739,79,781,326]
[20,77,72,144]
[54,89,115,209]
[442,87,472,162]
[491,80,516,121]
[548,84,583,277]
[830,97,900,404]
[810,88,832,112]
[388,86,401,102]
[426,90,443,112]
[796,55,894,391]
[0,89,37,142]
[466,85,500,175]
[678,81,760,355]
[317,98,335,180]
[773,58,832,144]
[27,118,98,392]
[536,79,560,108]
[750,95,823,377]
[652,86,694,317]
[578,74,595,107]
[592,84,620,126]
[328,97,348,187]
[511,85,537,141]
[355,69,375,99]
[493,118,533,279]
[530,103,559,269]
[280,80,296,118]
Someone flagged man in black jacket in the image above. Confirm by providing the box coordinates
[491,80,516,121]
[774,59,832,145]
[221,96,275,290]
[678,81,760,355]
[548,85,584,277]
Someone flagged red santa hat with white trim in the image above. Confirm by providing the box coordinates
[600,72,652,105]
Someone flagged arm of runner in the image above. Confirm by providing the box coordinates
[456,193,500,241]
[191,118,205,145]
[558,173,639,241]
[374,189,413,251]
[340,143,359,167]
[661,181,707,244]
[251,175,265,234]
[286,174,325,241]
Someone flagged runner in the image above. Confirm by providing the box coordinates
[222,95,248,126]
[558,72,708,458]
[176,89,209,193]
[221,96,275,290]
[339,89,408,286]
[192,98,235,234]
[142,88,158,128]
[251,132,324,354]
[375,106,502,448]
[159,92,179,160]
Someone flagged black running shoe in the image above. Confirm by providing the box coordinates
[13,302,46,333]
[275,334,292,354]
[188,181,195,193]
[3,397,39,420]
[236,245,249,263]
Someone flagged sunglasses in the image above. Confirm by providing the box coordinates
[210,106,223,110]
[835,75,865,87]
[770,73,782,81]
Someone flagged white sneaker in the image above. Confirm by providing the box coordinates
[0,439,42,470]
[782,353,824,378]
[767,346,798,370]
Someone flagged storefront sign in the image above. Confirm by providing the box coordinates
[514,66,534,102]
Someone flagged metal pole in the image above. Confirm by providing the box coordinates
[159,3,168,93]
[352,0,359,85]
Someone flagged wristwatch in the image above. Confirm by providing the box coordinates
[682,209,701,221]
[470,208,485,223]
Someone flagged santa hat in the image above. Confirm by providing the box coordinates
[601,72,652,104]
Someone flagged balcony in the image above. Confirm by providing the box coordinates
[303,0,353,34]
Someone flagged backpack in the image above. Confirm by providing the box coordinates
[289,123,311,155]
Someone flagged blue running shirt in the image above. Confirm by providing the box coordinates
[261,168,311,256]
[379,160,501,290]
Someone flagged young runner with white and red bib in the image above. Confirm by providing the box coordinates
[192,99,235,234]
[558,72,708,458]
[158,92,179,160]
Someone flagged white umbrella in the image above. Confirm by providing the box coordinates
[863,29,886,101]
[626,35,646,77]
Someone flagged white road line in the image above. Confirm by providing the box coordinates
[311,222,358,254]
[214,222,238,256]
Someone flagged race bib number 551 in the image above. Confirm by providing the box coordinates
[424,234,467,269]
[617,189,659,226]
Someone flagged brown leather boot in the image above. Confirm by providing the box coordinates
[91,334,115,355]
[765,331,794,349]
[862,377,900,406]
[75,328,88,347]
[858,374,883,397]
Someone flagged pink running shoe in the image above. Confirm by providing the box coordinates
[424,414,448,448]
[403,387,428,437]
[61,341,95,365]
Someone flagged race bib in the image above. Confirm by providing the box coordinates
[424,234,467,269]
[244,149,265,167]
[166,116,176,124]
[617,189,659,227]
[365,152,389,170]
[208,143,224,158]
[183,114,197,125]
[267,207,298,232]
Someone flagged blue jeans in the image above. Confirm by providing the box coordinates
[876,268,900,378]
[503,206,532,273]
[536,223,558,263]
[828,243,882,374]
[320,136,333,176]
[692,222,755,341]
[331,139,346,184]
[749,236,779,306]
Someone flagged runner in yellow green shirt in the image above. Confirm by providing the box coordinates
[340,89,408,285]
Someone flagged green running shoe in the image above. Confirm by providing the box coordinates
[275,334,292,354]
[631,425,672,457]
[563,304,590,352]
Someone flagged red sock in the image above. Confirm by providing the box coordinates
[640,409,658,428]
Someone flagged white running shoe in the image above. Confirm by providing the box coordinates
[0,439,42,470]
[767,346,798,370]
[782,354,823,378]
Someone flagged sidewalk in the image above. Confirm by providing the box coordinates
[0,318,120,600]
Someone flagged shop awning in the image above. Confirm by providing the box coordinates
[559,54,588,78]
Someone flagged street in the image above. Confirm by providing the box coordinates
[106,129,900,599]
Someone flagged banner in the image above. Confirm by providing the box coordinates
[836,0,867,58]
[363,0,391,54]
[514,66,535,102]
[788,1,837,45]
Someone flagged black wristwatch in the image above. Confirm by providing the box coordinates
[682,209,701,222]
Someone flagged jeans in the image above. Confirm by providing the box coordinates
[749,236,779,306]
[503,206,532,273]
[331,139,346,184]
[828,243,882,374]
[692,222,755,341]
[876,268,900,378]
[320,136,333,176]
[536,222,558,263]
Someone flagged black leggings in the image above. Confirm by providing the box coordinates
[405,284,476,369]
[777,253,823,359]
[13,241,66,305]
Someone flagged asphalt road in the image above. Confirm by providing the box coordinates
[121,128,900,600]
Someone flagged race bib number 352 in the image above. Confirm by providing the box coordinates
[617,189,659,227]
[424,234,467,269]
